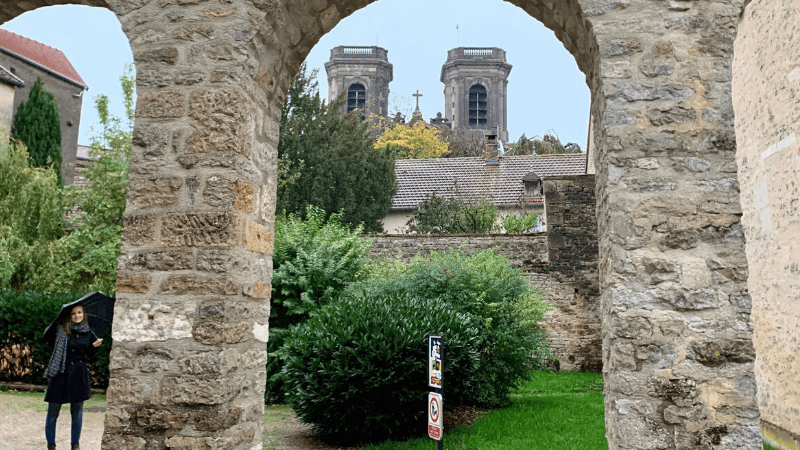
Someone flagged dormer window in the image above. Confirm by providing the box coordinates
[522,171,542,200]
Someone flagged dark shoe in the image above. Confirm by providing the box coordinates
[47,445,56,450]
[71,445,79,450]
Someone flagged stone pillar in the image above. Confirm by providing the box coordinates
[589,1,762,448]
[733,0,800,446]
[101,2,279,449]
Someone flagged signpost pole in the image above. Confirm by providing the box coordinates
[428,334,444,450]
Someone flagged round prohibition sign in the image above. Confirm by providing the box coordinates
[429,396,440,423]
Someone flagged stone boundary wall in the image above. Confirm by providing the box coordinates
[368,175,601,372]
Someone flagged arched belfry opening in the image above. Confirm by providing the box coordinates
[0,0,773,449]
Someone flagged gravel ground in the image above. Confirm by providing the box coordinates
[1,392,483,450]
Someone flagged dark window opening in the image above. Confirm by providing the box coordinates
[347,83,366,114]
[468,84,487,126]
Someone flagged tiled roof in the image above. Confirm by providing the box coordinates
[0,64,24,87]
[0,29,86,87]
[392,153,586,210]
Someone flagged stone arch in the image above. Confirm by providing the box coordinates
[1,1,768,449]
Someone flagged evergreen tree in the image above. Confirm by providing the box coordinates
[11,78,62,184]
[277,63,396,233]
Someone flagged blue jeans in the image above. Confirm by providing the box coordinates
[45,401,83,446]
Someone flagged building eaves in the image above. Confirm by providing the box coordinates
[0,63,24,87]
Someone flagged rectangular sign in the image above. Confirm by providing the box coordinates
[428,335,442,388]
[428,392,443,440]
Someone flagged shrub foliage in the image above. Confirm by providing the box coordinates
[267,206,373,401]
[11,78,62,184]
[350,249,552,407]
[282,294,481,445]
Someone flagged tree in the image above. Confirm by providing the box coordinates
[506,130,582,156]
[277,63,396,233]
[406,195,498,234]
[375,121,449,159]
[445,126,485,158]
[11,77,62,184]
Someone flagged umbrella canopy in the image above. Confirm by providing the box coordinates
[43,292,115,348]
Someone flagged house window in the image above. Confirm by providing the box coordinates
[468,84,487,126]
[347,83,366,114]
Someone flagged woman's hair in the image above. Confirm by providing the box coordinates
[62,305,85,335]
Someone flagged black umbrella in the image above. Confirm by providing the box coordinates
[43,292,116,348]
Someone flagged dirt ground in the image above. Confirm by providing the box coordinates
[0,391,484,450]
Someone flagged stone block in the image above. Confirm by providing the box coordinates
[116,273,152,293]
[136,92,185,119]
[120,250,195,272]
[159,275,239,295]
[161,376,240,405]
[106,376,152,405]
[245,221,273,254]
[136,408,189,432]
[112,301,194,342]
[186,90,255,157]
[194,321,249,345]
[161,213,241,247]
[203,176,235,208]
[122,214,157,246]
[244,281,271,299]
[134,47,179,65]
[163,436,213,450]
[130,177,183,209]
[178,351,222,375]
[194,406,242,431]
[233,180,255,213]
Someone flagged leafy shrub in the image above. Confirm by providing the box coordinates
[406,196,498,234]
[502,212,539,234]
[349,249,552,406]
[282,293,481,445]
[267,206,373,401]
[0,290,113,388]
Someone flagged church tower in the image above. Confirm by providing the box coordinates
[440,47,512,141]
[325,46,393,119]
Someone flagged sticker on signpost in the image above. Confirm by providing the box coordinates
[428,392,443,440]
[428,335,442,388]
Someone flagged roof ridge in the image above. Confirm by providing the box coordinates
[0,28,62,54]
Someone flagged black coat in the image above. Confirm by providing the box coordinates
[44,329,93,404]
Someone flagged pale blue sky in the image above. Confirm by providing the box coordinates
[1,0,590,147]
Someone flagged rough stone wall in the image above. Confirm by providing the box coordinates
[0,1,768,449]
[733,1,800,447]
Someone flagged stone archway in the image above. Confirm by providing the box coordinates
[0,1,767,449]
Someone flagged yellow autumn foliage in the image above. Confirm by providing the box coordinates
[374,121,449,159]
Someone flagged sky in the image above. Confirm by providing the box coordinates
[1,0,590,148]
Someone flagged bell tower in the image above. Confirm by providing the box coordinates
[325,46,393,119]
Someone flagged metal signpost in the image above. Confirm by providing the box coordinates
[428,335,443,449]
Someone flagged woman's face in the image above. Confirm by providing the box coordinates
[70,306,85,324]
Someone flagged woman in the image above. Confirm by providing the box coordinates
[43,304,102,450]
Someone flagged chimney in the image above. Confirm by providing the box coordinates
[484,133,500,165]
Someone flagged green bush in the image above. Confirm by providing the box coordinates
[502,212,539,234]
[351,249,552,406]
[0,290,113,388]
[267,206,373,401]
[282,293,481,445]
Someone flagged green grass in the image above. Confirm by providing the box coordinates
[360,371,607,450]
[0,389,106,413]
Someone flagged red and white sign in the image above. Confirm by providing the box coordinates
[428,392,443,440]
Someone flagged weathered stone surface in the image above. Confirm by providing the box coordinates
[159,275,239,295]
[136,92,185,119]
[203,175,235,208]
[116,273,152,293]
[111,301,194,342]
[245,221,273,254]
[233,179,255,213]
[130,177,183,209]
[120,250,195,272]
[163,436,213,450]
[186,90,255,157]
[122,214,157,246]
[194,406,242,431]
[161,213,241,247]
[136,408,189,432]
[134,47,179,65]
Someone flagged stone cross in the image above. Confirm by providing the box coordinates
[413,90,423,113]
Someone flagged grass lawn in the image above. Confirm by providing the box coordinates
[359,371,607,450]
